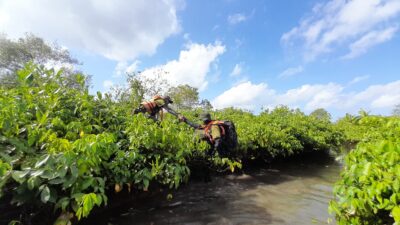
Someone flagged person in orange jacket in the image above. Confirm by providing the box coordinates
[181,112,226,156]
[133,95,177,121]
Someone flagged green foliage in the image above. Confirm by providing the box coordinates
[0,64,218,223]
[330,115,400,224]
[393,104,400,116]
[310,108,331,121]
[0,64,346,224]
[108,114,207,190]
[199,99,213,111]
[0,64,110,221]
[215,106,343,159]
[167,84,199,110]
[0,34,82,89]
[336,113,400,144]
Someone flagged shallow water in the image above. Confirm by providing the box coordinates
[93,156,341,225]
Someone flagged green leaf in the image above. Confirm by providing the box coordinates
[76,207,83,220]
[94,194,102,206]
[28,131,37,147]
[40,186,50,203]
[36,110,42,122]
[71,164,78,178]
[48,178,64,185]
[40,170,57,180]
[27,176,41,190]
[49,188,58,203]
[80,177,94,190]
[393,206,400,222]
[56,165,68,178]
[71,193,84,200]
[31,169,44,177]
[101,193,108,205]
[143,179,149,190]
[55,197,70,211]
[11,171,29,183]
[62,175,77,189]
[35,154,50,168]
[25,73,34,84]
[7,220,21,225]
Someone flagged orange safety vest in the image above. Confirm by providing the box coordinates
[141,95,164,114]
[142,101,157,114]
[203,121,225,144]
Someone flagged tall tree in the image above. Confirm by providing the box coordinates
[136,69,171,99]
[393,104,400,116]
[199,99,213,111]
[310,108,332,121]
[108,70,171,109]
[167,84,199,110]
[0,33,81,88]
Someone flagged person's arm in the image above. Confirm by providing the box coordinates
[186,120,201,129]
[161,105,201,129]
[180,116,201,129]
[162,105,178,116]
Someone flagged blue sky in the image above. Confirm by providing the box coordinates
[1,0,400,118]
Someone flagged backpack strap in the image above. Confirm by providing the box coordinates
[204,121,225,143]
[215,121,226,136]
[141,101,157,114]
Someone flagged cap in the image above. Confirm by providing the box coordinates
[200,112,211,122]
[164,96,173,103]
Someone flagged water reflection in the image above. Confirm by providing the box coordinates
[90,155,341,225]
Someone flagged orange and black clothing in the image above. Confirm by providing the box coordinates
[184,117,226,156]
[133,96,176,121]
[202,121,225,156]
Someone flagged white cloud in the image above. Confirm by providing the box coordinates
[0,0,182,61]
[103,80,114,89]
[348,75,370,85]
[114,61,140,77]
[212,79,400,115]
[140,42,226,91]
[282,0,400,61]
[227,13,247,25]
[276,83,344,111]
[278,66,304,78]
[212,81,274,110]
[343,26,398,59]
[230,63,243,77]
[344,80,400,109]
[371,94,400,108]
[44,60,74,72]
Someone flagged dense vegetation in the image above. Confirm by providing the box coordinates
[0,64,344,224]
[1,34,398,225]
[330,115,400,224]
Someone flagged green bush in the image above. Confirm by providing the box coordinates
[216,106,343,159]
[0,64,235,223]
[0,64,345,224]
[330,116,400,224]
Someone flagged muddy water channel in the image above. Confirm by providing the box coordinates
[92,154,341,225]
